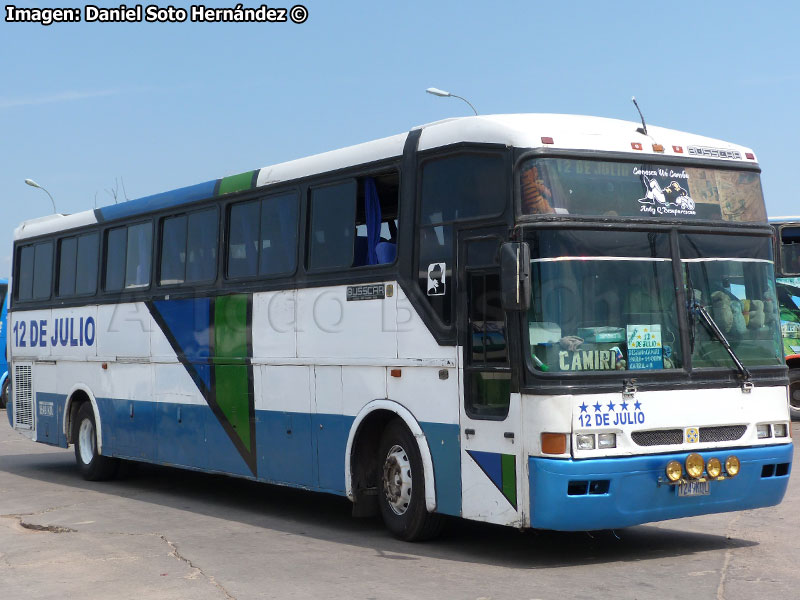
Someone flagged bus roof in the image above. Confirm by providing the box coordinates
[14,113,759,241]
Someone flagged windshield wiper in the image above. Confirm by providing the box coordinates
[688,301,752,388]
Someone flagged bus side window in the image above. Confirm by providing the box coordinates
[104,223,152,292]
[781,226,800,275]
[309,181,357,271]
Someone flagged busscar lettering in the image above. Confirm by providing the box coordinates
[5,5,81,26]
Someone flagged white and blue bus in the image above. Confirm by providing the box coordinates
[8,114,793,539]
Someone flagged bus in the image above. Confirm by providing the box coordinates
[769,217,800,419]
[8,114,793,540]
[0,278,7,408]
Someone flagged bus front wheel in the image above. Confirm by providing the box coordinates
[376,419,443,541]
[790,369,800,421]
[0,379,8,409]
[73,403,118,481]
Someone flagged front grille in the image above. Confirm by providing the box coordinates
[699,425,747,443]
[631,429,683,446]
[14,364,33,430]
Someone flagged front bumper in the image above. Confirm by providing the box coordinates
[529,443,793,531]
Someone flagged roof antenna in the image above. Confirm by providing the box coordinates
[631,96,647,136]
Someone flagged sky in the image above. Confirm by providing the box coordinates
[1,0,799,277]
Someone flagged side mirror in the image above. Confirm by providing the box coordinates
[500,241,531,311]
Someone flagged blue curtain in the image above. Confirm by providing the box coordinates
[365,177,381,265]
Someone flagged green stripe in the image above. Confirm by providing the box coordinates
[501,454,516,507]
[217,170,256,196]
[213,295,251,451]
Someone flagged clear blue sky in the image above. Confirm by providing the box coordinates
[2,0,798,277]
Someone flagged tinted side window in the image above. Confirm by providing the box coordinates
[227,200,260,278]
[309,181,356,270]
[125,223,152,289]
[160,215,188,285]
[420,154,506,224]
[105,227,127,292]
[16,245,35,301]
[186,208,218,283]
[76,233,99,295]
[58,237,78,297]
[33,242,53,300]
[259,193,298,276]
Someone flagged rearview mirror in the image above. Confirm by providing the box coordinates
[500,241,531,311]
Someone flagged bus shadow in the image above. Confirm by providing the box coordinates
[0,451,757,569]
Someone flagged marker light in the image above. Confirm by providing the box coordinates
[757,424,772,439]
[541,136,554,145]
[652,143,664,153]
[672,145,684,153]
[725,455,740,477]
[686,453,705,479]
[576,434,595,450]
[598,433,617,449]
[745,152,755,160]
[541,433,567,454]
[631,142,643,150]
[665,460,683,482]
[773,423,788,438]
[707,457,722,478]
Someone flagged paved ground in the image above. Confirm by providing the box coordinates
[0,414,797,600]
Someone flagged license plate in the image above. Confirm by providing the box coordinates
[677,480,710,497]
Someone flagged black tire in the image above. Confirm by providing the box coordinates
[73,403,119,481]
[0,379,8,410]
[377,419,443,541]
[789,369,800,421]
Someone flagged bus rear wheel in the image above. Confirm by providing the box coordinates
[73,403,118,481]
[0,379,8,409]
[790,369,800,421]
[376,419,443,541]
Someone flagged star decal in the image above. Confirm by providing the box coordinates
[620,400,629,411]
[593,402,603,412]
[634,400,642,411]
[579,402,588,413]
[607,401,616,411]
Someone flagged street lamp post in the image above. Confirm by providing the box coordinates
[425,87,478,116]
[24,179,57,213]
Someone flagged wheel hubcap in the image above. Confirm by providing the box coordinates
[382,444,412,516]
[78,419,95,465]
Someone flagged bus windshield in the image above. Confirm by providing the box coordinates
[526,230,783,374]
[520,158,766,222]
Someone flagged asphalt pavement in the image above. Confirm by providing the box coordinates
[0,413,797,600]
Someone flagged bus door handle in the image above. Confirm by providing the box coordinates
[504,432,515,441]
[464,428,475,438]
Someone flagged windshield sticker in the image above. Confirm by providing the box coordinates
[636,168,697,217]
[626,324,663,370]
[427,262,446,296]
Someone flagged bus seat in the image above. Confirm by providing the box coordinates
[375,241,396,264]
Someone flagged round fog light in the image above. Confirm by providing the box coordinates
[725,455,740,477]
[707,457,722,478]
[665,460,683,482]
[686,453,704,479]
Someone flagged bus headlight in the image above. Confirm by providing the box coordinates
[757,424,772,439]
[597,433,616,449]
[685,453,704,479]
[725,455,740,477]
[707,457,722,478]
[665,460,683,482]
[576,434,595,450]
[773,423,788,438]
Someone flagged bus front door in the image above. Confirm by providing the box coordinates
[457,236,524,527]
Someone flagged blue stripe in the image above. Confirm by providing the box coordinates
[420,421,461,516]
[96,180,218,222]
[529,444,794,531]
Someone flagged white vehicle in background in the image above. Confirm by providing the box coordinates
[8,113,793,540]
